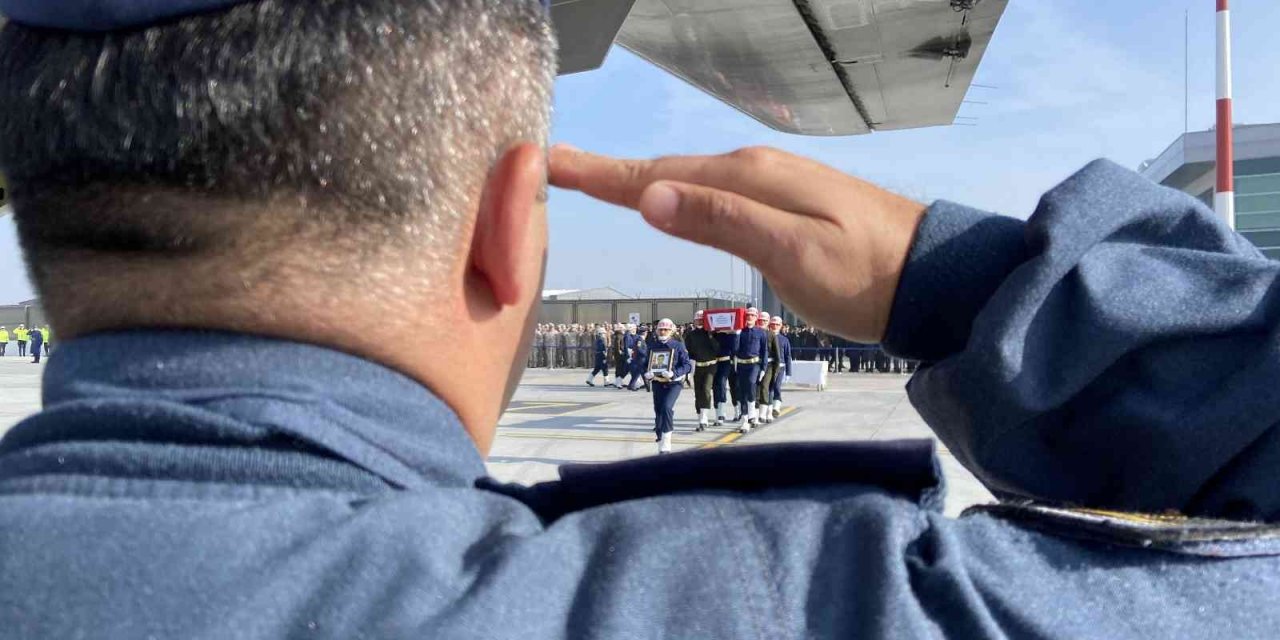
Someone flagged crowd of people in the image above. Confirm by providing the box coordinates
[0,323,51,363]
[529,319,916,374]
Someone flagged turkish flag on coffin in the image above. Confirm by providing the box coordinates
[704,308,746,332]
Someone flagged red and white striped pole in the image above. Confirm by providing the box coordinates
[1216,0,1235,229]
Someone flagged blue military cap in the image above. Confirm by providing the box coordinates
[0,0,551,31]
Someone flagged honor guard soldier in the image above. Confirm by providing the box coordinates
[9,0,1280,637]
[734,307,767,432]
[756,316,788,423]
[584,326,611,387]
[626,326,650,391]
[769,317,793,413]
[611,323,628,387]
[713,320,739,425]
[0,325,7,356]
[684,310,720,431]
[642,319,692,454]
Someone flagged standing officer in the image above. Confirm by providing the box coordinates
[0,325,7,357]
[14,323,26,357]
[712,317,739,426]
[533,325,546,368]
[684,310,720,431]
[547,324,558,368]
[585,326,611,387]
[643,319,692,454]
[28,322,43,364]
[734,307,766,433]
[770,317,793,414]
[40,326,50,356]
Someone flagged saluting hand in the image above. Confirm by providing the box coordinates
[548,145,926,343]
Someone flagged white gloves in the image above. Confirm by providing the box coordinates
[644,372,655,381]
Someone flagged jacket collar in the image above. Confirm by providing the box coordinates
[17,330,487,488]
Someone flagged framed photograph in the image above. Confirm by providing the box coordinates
[647,350,672,373]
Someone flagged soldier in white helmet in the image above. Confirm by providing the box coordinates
[734,307,767,432]
[684,310,720,431]
[769,315,793,414]
[585,326,612,387]
[611,323,628,388]
[757,315,790,424]
[643,319,693,454]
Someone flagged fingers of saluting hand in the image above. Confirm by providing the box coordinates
[548,144,844,221]
[637,181,800,273]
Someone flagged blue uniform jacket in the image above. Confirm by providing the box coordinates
[630,337,648,373]
[714,330,738,358]
[734,327,766,361]
[593,336,608,360]
[3,160,1280,638]
[646,339,693,381]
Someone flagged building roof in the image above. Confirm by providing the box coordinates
[1140,123,1280,190]
[541,287,634,301]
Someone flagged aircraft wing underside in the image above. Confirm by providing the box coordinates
[553,0,1007,136]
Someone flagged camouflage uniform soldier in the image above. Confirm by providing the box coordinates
[533,325,545,368]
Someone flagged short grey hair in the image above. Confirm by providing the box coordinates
[0,0,556,317]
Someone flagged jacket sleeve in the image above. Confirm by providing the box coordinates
[674,344,693,378]
[883,159,1280,521]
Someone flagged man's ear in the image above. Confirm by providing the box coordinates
[471,143,546,307]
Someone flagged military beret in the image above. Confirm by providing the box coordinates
[0,0,551,32]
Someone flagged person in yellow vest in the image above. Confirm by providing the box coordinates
[40,326,51,357]
[0,326,8,357]
[13,324,27,357]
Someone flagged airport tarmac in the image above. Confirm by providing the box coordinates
[494,369,993,516]
[0,356,993,516]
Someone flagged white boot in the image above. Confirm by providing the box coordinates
[698,409,710,431]
[659,431,673,454]
[764,406,774,423]
[604,376,612,387]
[715,403,727,425]
[748,405,759,426]
[738,414,752,434]
[585,374,596,387]
[773,399,782,413]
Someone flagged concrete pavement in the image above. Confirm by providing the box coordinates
[492,368,993,516]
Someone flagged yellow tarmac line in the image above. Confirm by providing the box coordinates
[496,431,708,445]
[699,406,799,450]
[700,432,742,449]
[505,402,581,412]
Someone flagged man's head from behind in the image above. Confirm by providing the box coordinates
[0,0,557,451]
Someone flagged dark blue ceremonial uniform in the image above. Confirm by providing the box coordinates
[713,331,739,414]
[626,332,648,390]
[590,335,609,378]
[646,339,693,436]
[734,326,767,420]
[28,328,43,363]
[1,0,1279,621]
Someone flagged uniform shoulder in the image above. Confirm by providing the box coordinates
[479,440,943,523]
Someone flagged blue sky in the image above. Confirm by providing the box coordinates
[3,0,1279,303]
